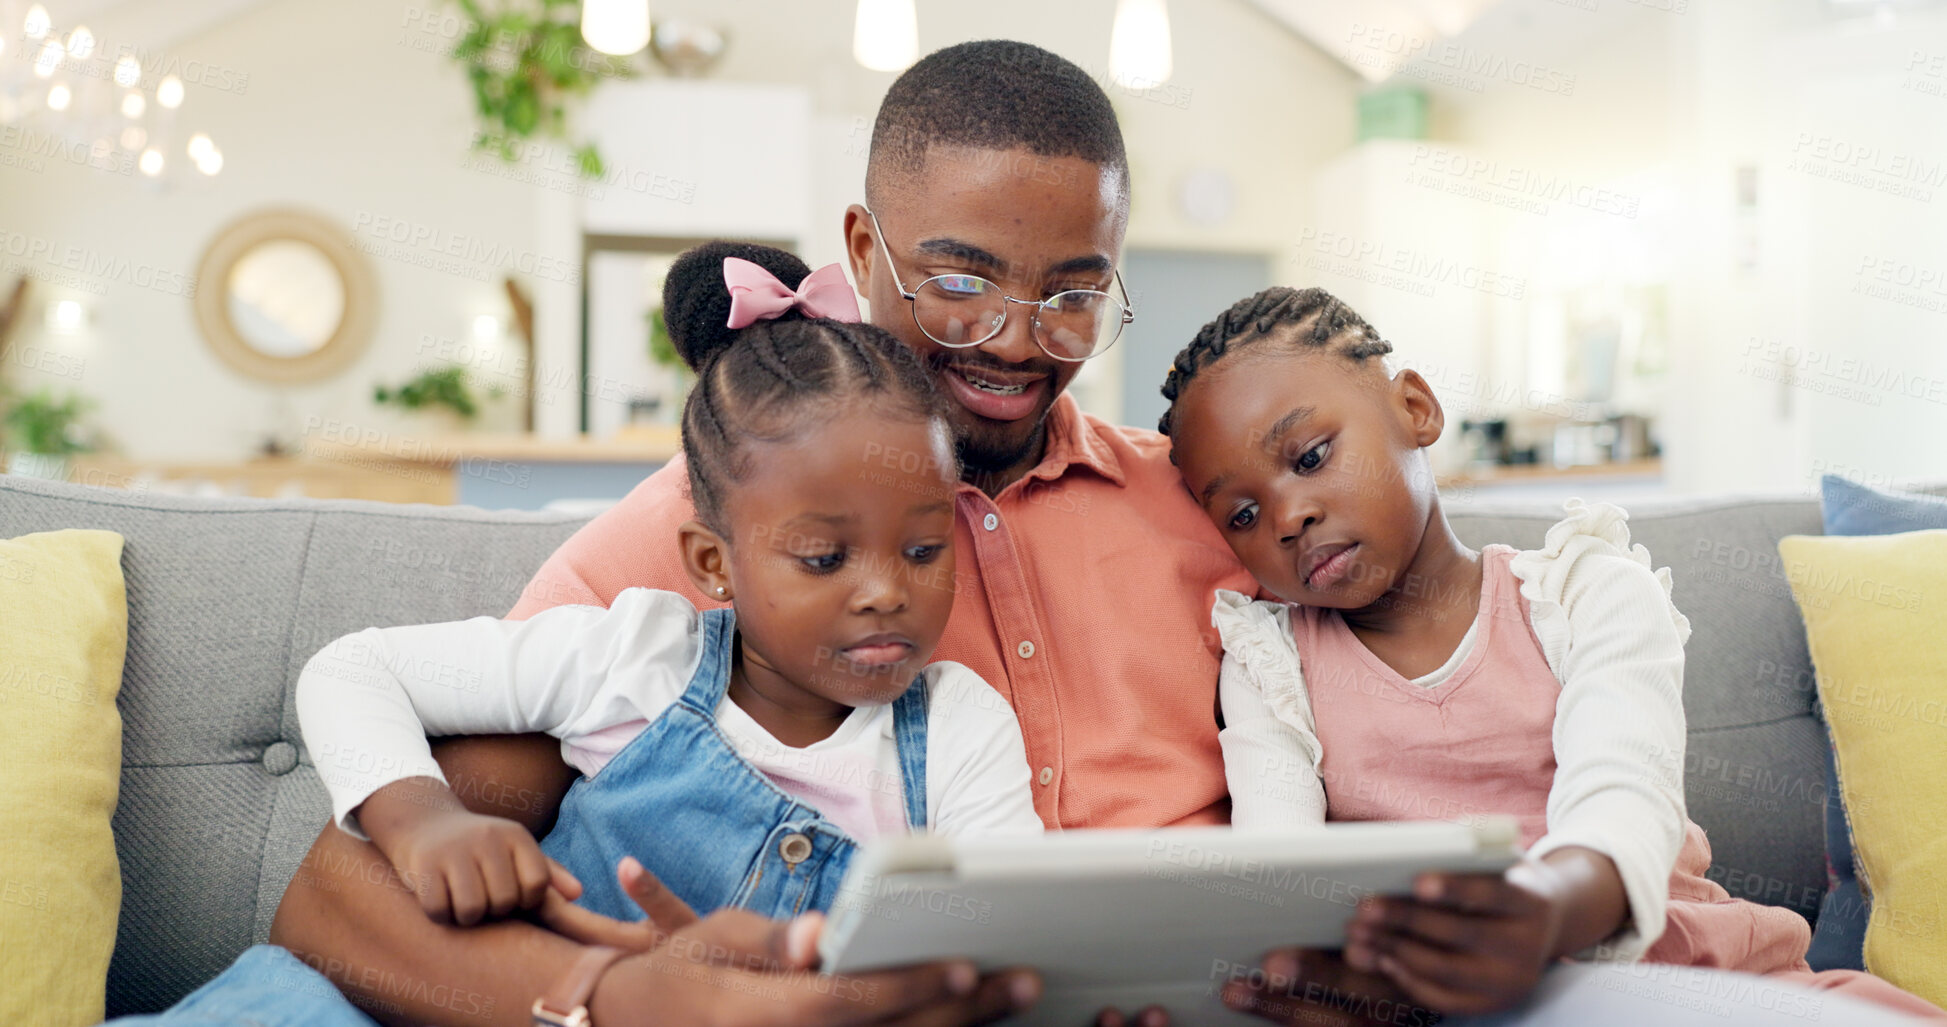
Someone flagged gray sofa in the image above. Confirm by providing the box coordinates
[0,473,1841,1016]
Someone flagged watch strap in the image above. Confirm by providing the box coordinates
[531,945,630,1027]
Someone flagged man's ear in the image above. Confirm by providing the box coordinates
[678,519,733,604]
[843,204,876,300]
[1393,369,1445,448]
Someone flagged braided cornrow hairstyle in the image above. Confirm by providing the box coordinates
[1156,286,1394,456]
[663,241,949,531]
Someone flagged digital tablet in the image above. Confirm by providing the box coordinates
[819,818,1523,1026]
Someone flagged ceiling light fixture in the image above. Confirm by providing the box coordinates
[1109,0,1173,88]
[581,0,650,56]
[853,0,917,72]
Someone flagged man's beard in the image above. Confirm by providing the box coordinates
[956,420,1046,485]
[922,350,1052,484]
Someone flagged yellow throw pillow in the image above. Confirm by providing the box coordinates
[1781,529,1947,1007]
[0,529,127,1025]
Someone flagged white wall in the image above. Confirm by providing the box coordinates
[1,0,546,459]
[0,0,1359,460]
[1356,0,1947,493]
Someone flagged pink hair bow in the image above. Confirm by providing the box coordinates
[724,258,862,329]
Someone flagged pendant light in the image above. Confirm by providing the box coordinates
[1109,0,1172,88]
[853,0,917,73]
[582,0,650,57]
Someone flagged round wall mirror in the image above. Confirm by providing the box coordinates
[193,208,377,383]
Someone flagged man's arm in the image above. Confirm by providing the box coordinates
[270,733,583,1026]
[270,734,1040,1027]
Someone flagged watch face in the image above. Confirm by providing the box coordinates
[1178,167,1237,226]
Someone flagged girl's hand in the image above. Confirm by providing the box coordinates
[1343,859,1568,1016]
[356,776,580,926]
[1222,948,1439,1027]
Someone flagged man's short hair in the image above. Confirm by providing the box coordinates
[866,39,1130,206]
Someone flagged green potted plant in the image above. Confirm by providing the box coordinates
[2,388,94,480]
[450,0,638,178]
[373,365,504,427]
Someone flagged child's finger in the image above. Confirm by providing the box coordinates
[510,841,553,909]
[536,887,654,950]
[444,860,490,926]
[406,866,453,924]
[1412,871,1534,916]
[547,857,582,900]
[1361,897,1484,952]
[1373,945,1492,1015]
[477,849,523,920]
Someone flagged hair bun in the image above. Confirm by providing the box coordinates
[662,242,815,373]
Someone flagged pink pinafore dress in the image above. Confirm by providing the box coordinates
[1292,544,1942,1017]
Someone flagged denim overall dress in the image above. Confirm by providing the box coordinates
[116,607,929,1025]
[543,606,931,921]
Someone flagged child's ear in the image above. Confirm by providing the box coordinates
[1393,369,1445,448]
[678,519,734,603]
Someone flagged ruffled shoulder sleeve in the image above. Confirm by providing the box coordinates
[1210,588,1320,771]
[1507,499,1692,680]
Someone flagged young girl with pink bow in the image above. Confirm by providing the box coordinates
[295,240,1041,945]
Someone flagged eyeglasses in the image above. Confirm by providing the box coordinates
[866,210,1135,363]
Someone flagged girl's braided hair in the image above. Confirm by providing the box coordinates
[1157,286,1393,452]
[665,241,949,532]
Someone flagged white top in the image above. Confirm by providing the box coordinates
[296,587,1044,844]
[1408,619,1478,689]
[1211,500,1693,962]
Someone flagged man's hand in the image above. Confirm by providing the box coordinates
[1222,948,1442,1027]
[557,857,1046,1027]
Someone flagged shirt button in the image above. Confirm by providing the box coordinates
[1037,766,1054,787]
[1017,640,1035,659]
[983,513,999,531]
[779,832,813,865]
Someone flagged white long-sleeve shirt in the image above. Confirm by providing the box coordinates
[296,587,1043,844]
[1212,501,1693,961]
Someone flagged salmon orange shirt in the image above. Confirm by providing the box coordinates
[509,393,1255,829]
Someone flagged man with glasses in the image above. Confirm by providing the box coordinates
[268,38,1408,1027]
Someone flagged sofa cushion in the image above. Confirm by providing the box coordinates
[0,476,590,1014]
[0,528,128,1026]
[1781,529,1947,1009]
[1805,476,1947,972]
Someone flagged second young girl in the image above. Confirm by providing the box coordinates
[1157,286,1944,1022]
[297,240,1041,940]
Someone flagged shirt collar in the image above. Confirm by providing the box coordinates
[1020,392,1126,488]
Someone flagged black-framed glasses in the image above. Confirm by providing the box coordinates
[866,209,1135,363]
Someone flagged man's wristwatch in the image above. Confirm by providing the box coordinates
[531,945,632,1027]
